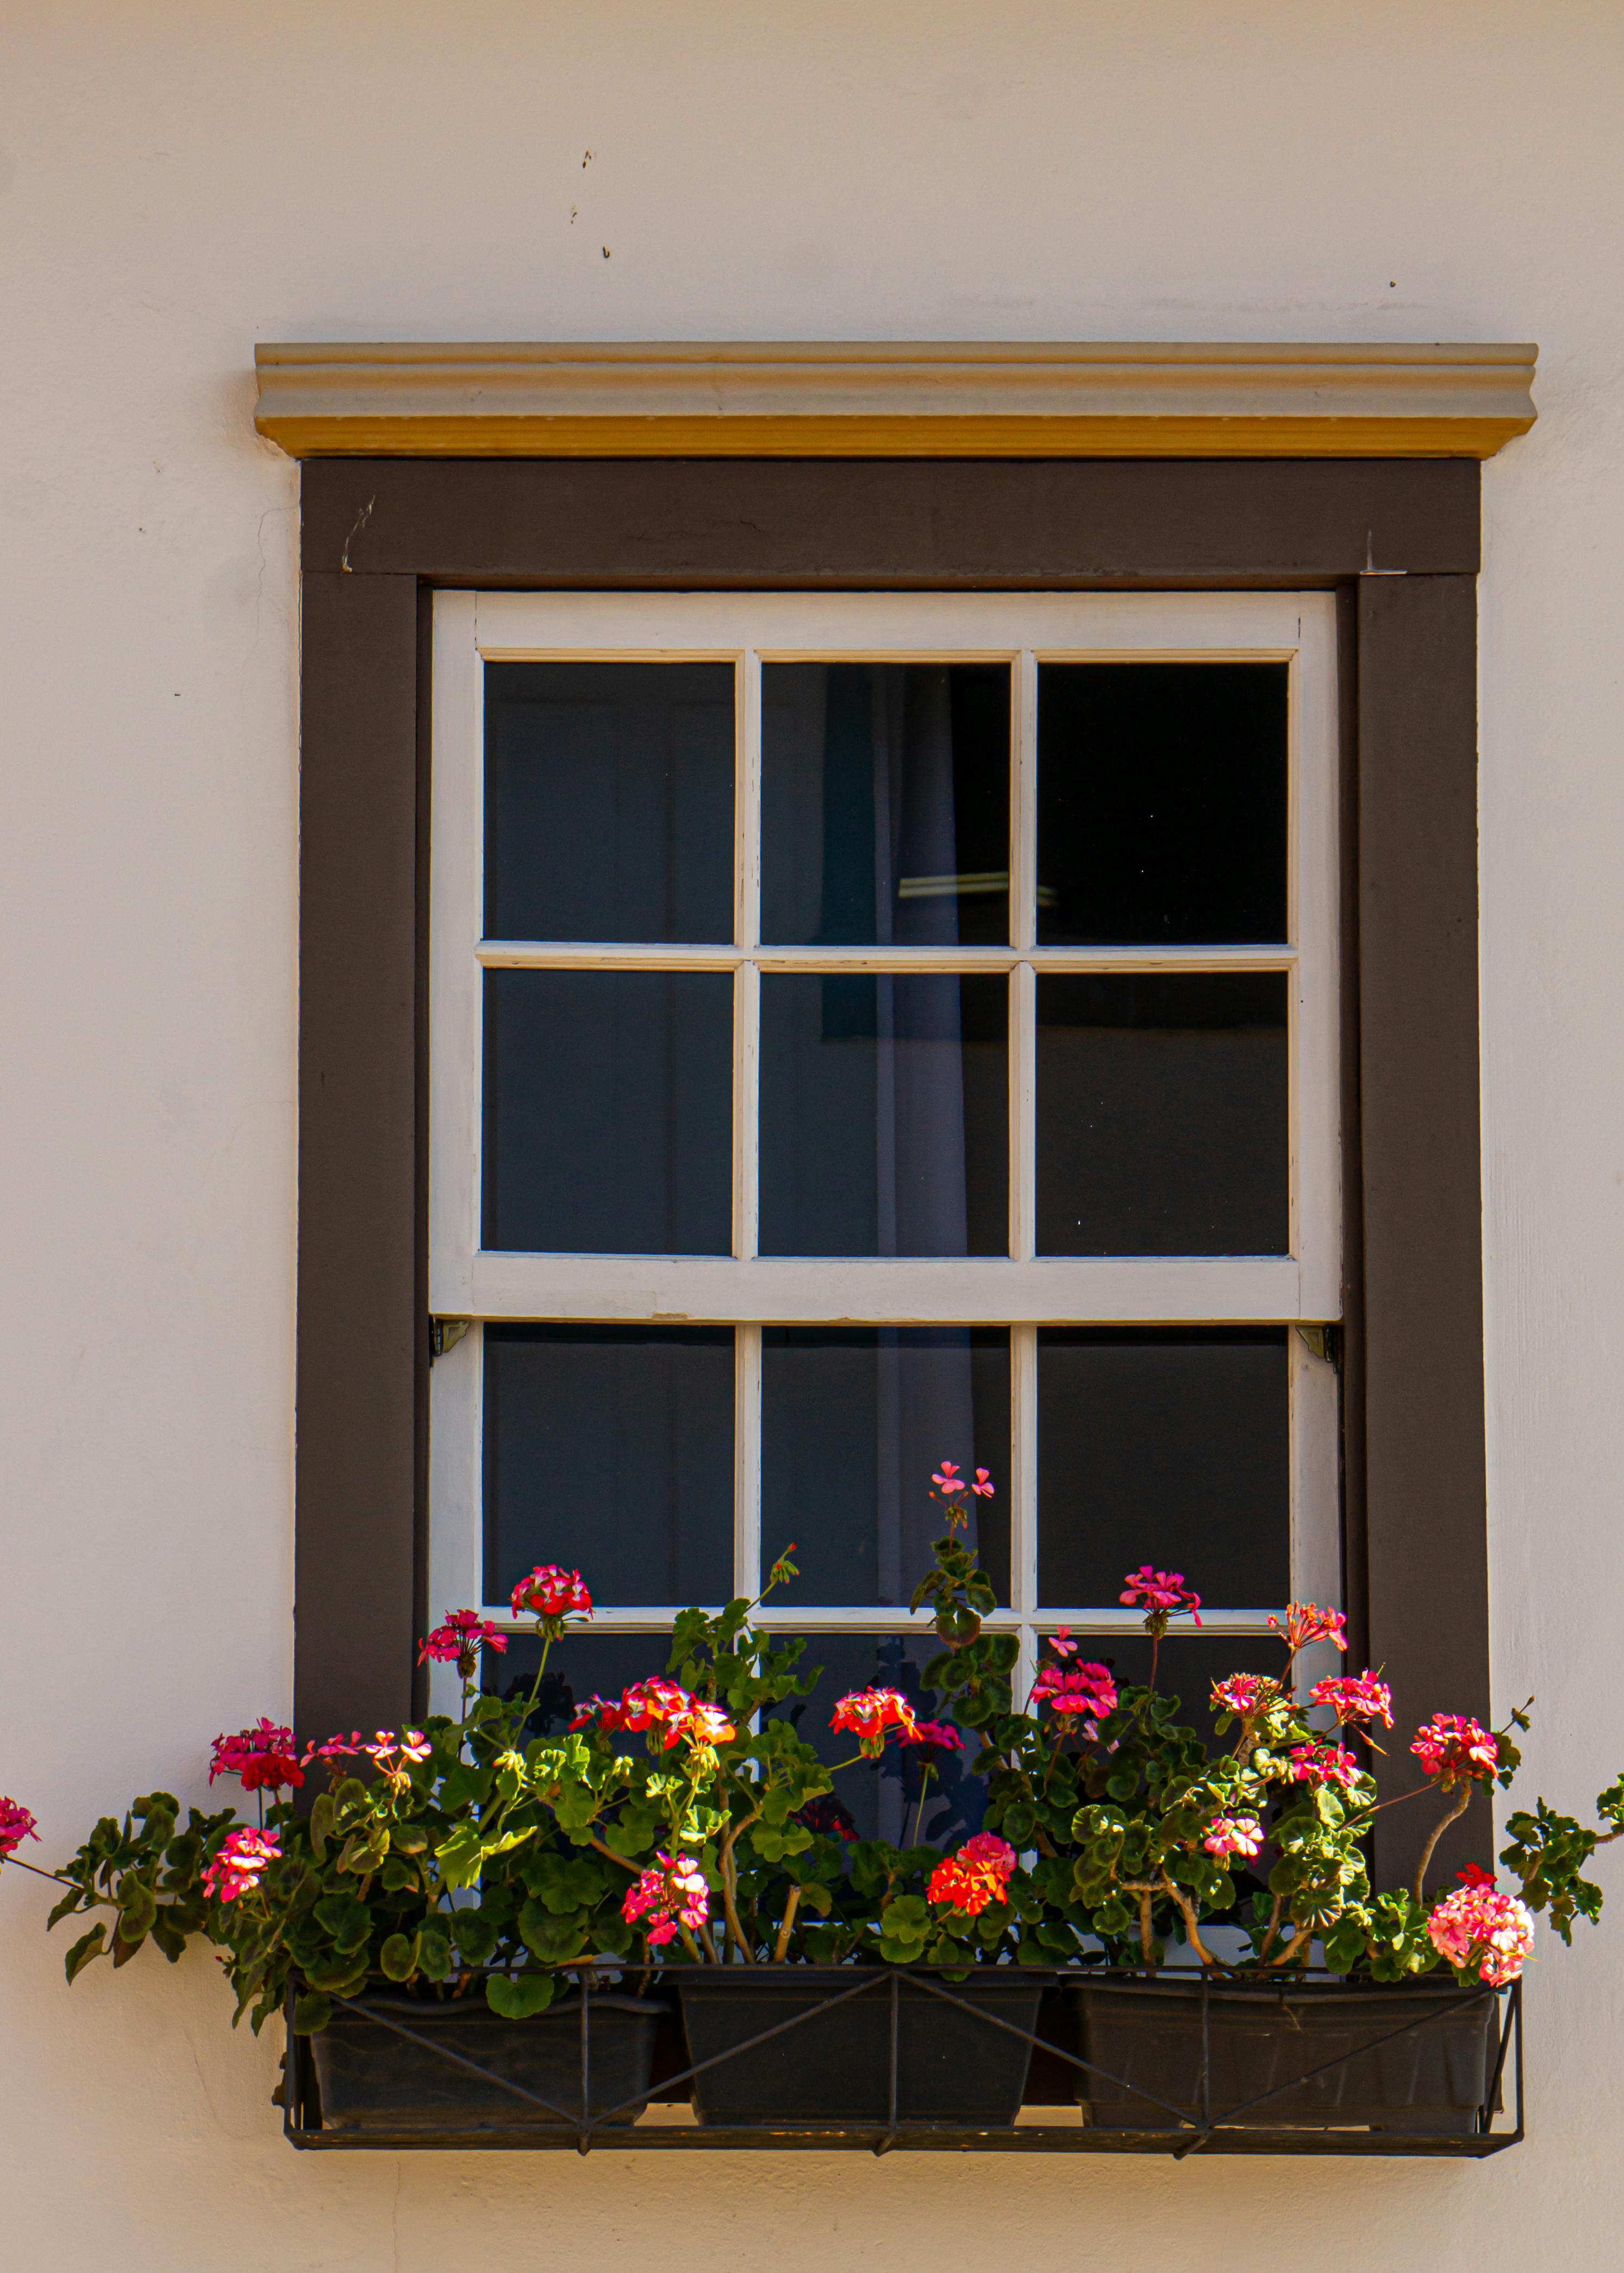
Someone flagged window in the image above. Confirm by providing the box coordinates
[426,591,1341,1824]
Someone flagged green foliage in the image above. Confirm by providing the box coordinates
[1500,1796,1607,1943]
[38,1495,1624,2036]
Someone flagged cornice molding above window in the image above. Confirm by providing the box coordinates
[253,338,1537,461]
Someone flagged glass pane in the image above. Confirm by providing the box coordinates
[484,1326,734,1610]
[489,1634,676,1737]
[765,1633,990,1846]
[758,974,1008,1256]
[1036,663,1288,945]
[484,662,735,944]
[1036,1328,1290,1608]
[760,664,1010,946]
[761,1327,1010,1607]
[483,969,732,1253]
[1034,972,1288,1256]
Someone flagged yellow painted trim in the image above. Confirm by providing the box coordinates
[253,340,1538,461]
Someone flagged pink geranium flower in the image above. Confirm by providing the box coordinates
[419,1609,508,1677]
[830,1687,919,1757]
[1203,1814,1265,1859]
[1211,1672,1282,1721]
[1411,1714,1499,1788]
[928,1833,1019,1917]
[970,1469,996,1498]
[0,1797,40,1860]
[1269,1602,1349,1657]
[900,1719,965,1759]
[1313,1671,1394,1729]
[1428,1868,1534,1985]
[622,1851,711,1947]
[1031,1660,1120,1724]
[302,1731,365,1770]
[509,1566,593,1624]
[202,1827,282,1905]
[209,1720,305,1794]
[1286,1743,1366,1793]
[931,1461,966,1496]
[1120,1566,1203,1626]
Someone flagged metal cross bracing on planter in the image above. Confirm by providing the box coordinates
[280,1965,1525,2157]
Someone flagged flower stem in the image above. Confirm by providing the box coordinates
[773,1885,802,1961]
[910,1765,936,1849]
[1412,1784,1473,1907]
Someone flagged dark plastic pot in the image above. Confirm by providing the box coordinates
[1068,1976,1500,2134]
[674,1966,1043,2128]
[308,1992,666,2133]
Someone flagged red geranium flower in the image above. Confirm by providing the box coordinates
[510,1565,593,1623]
[209,1720,304,1794]
[927,1833,1019,1916]
[830,1687,919,1757]
[1411,1713,1498,1788]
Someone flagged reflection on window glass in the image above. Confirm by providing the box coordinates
[483,968,733,1253]
[1036,1328,1289,1608]
[761,1327,1010,1606]
[1035,972,1288,1256]
[765,1633,989,1847]
[761,664,1010,946]
[484,1326,734,1610]
[759,973,1008,1256]
[1036,663,1288,945]
[484,663,735,944]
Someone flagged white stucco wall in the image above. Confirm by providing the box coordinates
[4,1,1623,2262]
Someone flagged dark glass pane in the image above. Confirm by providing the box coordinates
[484,969,732,1253]
[761,1327,1010,1606]
[489,1634,676,1737]
[484,662,734,943]
[1036,1328,1289,1608]
[1035,972,1288,1256]
[759,974,1008,1256]
[484,1326,734,1610]
[761,664,1010,946]
[765,1633,989,1846]
[1036,663,1288,945]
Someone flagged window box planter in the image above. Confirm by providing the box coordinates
[672,1965,1045,2128]
[305,1991,666,2134]
[1066,1975,1502,2135]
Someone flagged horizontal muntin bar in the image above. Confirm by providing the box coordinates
[453,1253,1315,1326]
[478,1607,1288,1634]
[478,940,1296,973]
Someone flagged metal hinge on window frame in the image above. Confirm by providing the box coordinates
[1295,1323,1341,1369]
[429,1317,470,1364]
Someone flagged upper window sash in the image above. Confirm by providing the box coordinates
[429,590,1340,1325]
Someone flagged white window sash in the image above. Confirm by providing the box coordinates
[425,589,1341,1712]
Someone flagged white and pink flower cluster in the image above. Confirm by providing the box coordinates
[622,1851,711,1947]
[1427,1865,1534,1985]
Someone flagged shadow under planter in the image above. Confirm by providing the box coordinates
[1067,1976,1501,2134]
[673,1966,1044,2128]
[308,1991,666,2133]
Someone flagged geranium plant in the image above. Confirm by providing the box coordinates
[5,1466,1623,2034]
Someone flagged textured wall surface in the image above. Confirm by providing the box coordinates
[3,2,1623,2261]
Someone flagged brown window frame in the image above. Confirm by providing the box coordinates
[295,457,1487,1887]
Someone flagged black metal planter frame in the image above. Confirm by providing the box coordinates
[282,1966,1524,2157]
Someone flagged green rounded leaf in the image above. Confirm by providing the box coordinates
[379,1933,415,1982]
[486,1970,556,2019]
